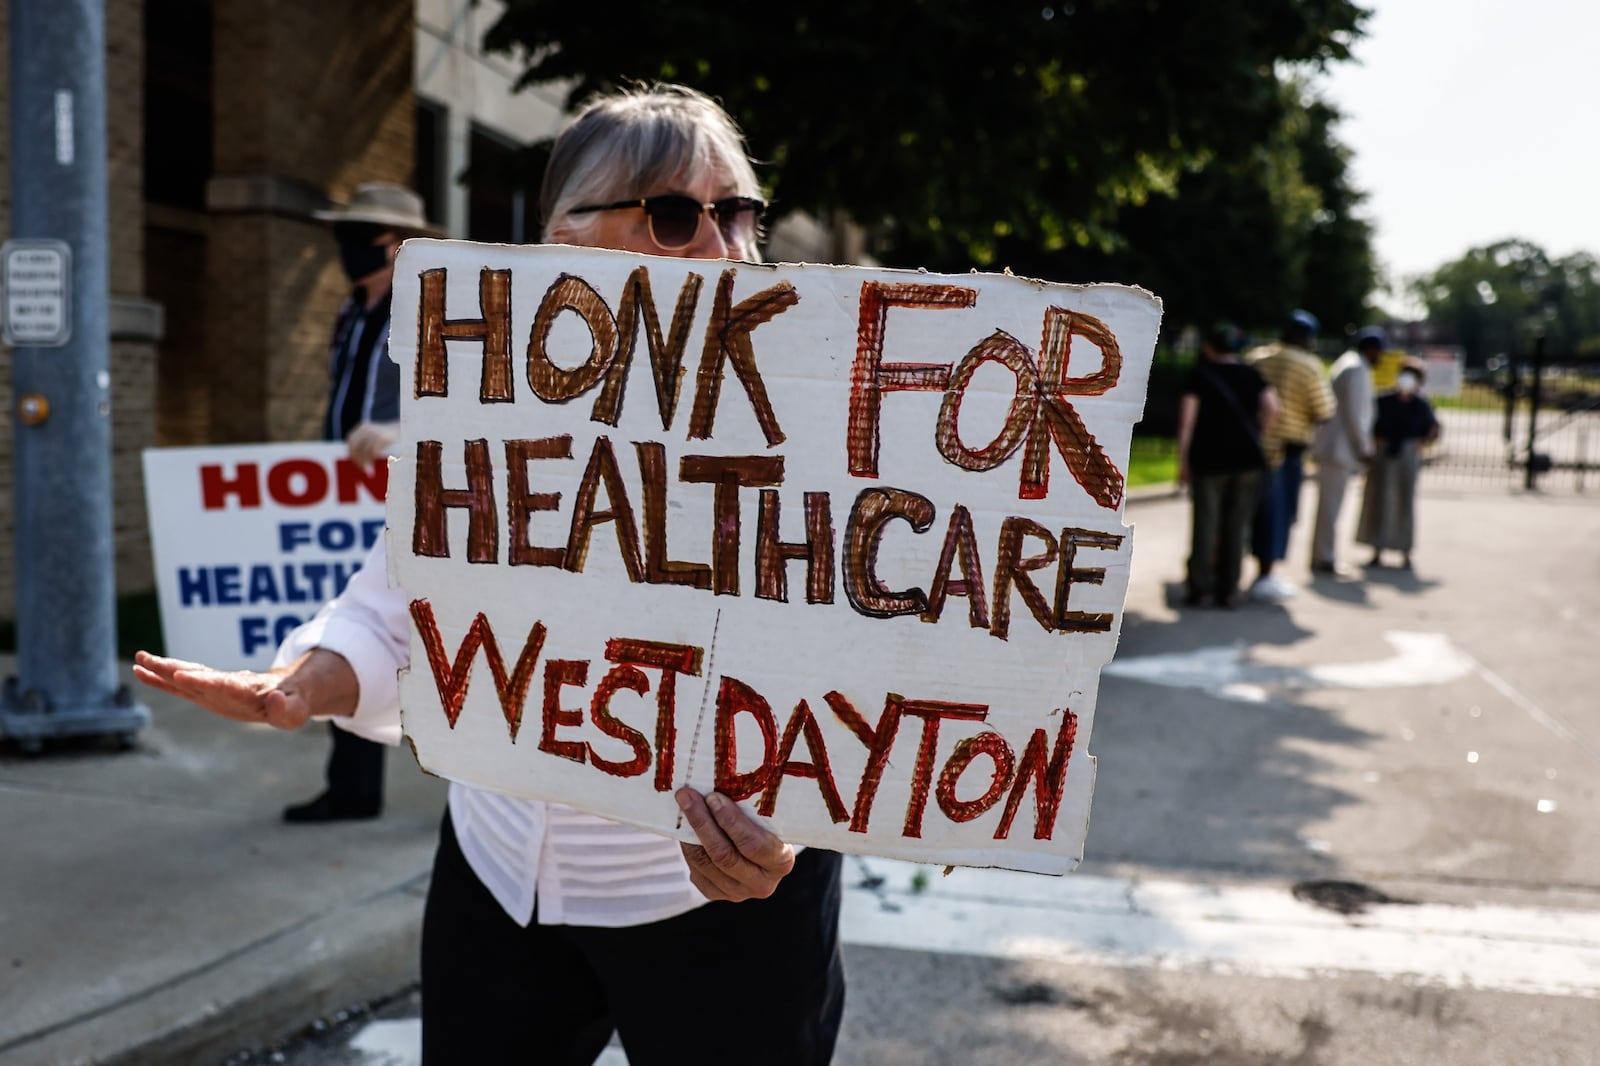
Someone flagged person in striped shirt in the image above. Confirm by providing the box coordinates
[135,84,843,1066]
[1244,311,1335,602]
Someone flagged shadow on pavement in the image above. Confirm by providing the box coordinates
[1083,605,1377,880]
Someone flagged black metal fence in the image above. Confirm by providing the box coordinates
[1425,349,1600,493]
[1130,347,1600,495]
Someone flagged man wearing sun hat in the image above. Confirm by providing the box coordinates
[282,182,440,824]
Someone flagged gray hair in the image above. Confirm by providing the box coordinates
[540,83,763,258]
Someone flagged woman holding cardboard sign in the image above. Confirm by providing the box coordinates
[135,84,844,1066]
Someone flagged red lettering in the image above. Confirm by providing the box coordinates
[335,456,388,503]
[713,676,780,802]
[757,699,849,823]
[936,732,1015,823]
[605,639,704,792]
[587,664,652,778]
[847,281,975,477]
[408,599,545,740]
[540,660,590,763]
[199,462,261,510]
[265,459,329,507]
[1018,309,1124,506]
[995,709,1079,841]
[898,700,989,838]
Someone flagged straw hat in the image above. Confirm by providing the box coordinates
[314,182,442,236]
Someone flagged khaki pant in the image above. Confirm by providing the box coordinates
[1312,461,1360,567]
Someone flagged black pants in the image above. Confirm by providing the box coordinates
[324,722,384,807]
[420,811,846,1066]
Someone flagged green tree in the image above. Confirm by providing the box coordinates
[1034,82,1375,337]
[1412,240,1600,365]
[484,0,1370,274]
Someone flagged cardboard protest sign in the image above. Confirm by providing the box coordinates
[143,442,388,669]
[388,242,1160,874]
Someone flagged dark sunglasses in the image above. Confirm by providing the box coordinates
[568,194,767,251]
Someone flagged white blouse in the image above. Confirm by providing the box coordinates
[276,540,709,929]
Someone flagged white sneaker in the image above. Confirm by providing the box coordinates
[1249,574,1298,602]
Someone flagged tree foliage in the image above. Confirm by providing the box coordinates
[1412,240,1600,365]
[1034,83,1376,337]
[484,0,1373,331]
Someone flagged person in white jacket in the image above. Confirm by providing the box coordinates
[135,84,844,1066]
[1310,327,1384,576]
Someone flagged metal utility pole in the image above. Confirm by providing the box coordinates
[1523,333,1546,492]
[0,0,148,748]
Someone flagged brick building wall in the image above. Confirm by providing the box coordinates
[0,0,416,622]
[204,0,415,445]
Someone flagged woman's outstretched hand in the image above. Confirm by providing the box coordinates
[132,648,357,731]
[675,787,796,902]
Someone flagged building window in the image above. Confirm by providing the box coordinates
[467,125,536,244]
[144,0,213,210]
[415,98,447,230]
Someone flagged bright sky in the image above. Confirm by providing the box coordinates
[1317,0,1599,294]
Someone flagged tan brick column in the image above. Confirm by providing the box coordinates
[205,0,415,444]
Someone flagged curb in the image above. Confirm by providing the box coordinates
[6,875,428,1066]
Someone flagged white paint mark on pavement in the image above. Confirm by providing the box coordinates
[345,1020,629,1065]
[843,860,1600,1000]
[1104,630,1474,703]
[349,1019,417,1064]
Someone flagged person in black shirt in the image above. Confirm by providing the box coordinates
[1357,357,1441,570]
[1176,325,1280,607]
[283,183,438,824]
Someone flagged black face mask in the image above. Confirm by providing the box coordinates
[337,235,390,283]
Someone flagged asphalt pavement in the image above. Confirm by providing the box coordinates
[3,479,1598,1066]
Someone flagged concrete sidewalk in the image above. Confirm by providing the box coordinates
[2,482,1597,1065]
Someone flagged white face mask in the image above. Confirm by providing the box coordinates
[1397,371,1420,395]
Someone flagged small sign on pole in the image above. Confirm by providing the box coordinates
[1,238,72,347]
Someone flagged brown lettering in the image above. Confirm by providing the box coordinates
[1055,527,1125,633]
[506,436,572,567]
[935,331,1039,471]
[564,437,644,581]
[527,274,619,402]
[416,267,513,401]
[842,487,935,618]
[899,701,989,838]
[408,599,544,741]
[936,732,1015,823]
[413,439,498,563]
[679,454,785,596]
[990,517,1058,640]
[635,442,712,590]
[1019,309,1125,506]
[593,267,704,429]
[922,504,989,629]
[754,489,835,604]
[687,269,798,446]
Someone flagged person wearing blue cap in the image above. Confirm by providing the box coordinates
[1309,327,1385,576]
[1244,311,1335,602]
